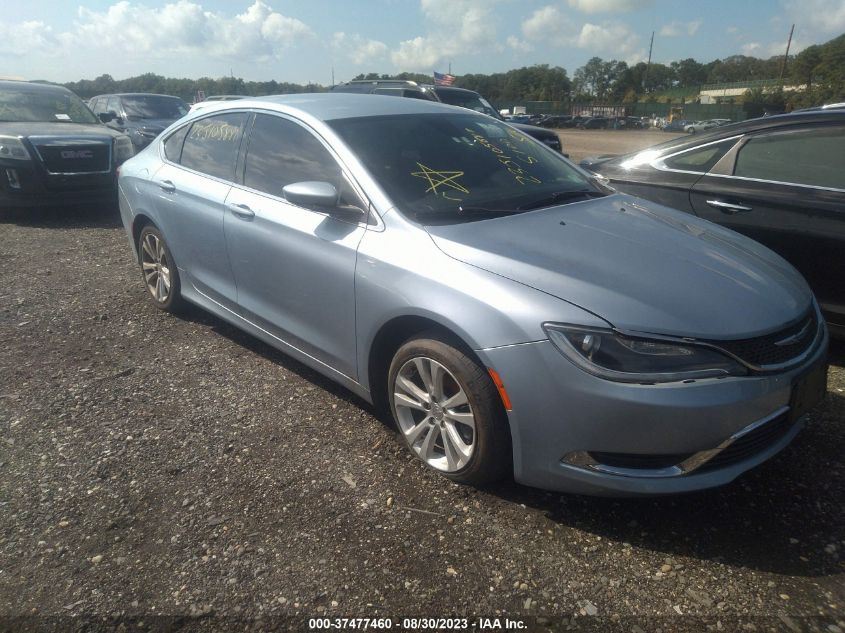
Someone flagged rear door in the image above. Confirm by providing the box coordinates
[223,112,369,378]
[690,123,845,324]
[151,112,249,309]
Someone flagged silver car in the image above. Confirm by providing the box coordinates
[117,94,828,496]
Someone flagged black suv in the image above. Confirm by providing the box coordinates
[88,93,189,151]
[331,81,566,155]
[0,81,134,210]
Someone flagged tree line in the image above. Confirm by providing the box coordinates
[63,33,844,108]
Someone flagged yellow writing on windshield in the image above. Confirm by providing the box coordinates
[465,128,541,185]
[411,163,469,201]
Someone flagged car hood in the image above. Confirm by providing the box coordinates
[125,117,179,132]
[511,122,557,139]
[1,121,123,138]
[425,194,812,339]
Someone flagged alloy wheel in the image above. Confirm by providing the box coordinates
[140,233,171,303]
[393,356,476,472]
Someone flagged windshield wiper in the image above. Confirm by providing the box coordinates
[517,189,605,211]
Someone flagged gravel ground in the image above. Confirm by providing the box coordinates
[0,179,843,631]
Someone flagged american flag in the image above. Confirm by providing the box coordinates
[433,71,456,86]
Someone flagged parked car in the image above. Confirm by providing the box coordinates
[709,118,732,126]
[88,93,189,151]
[538,115,573,128]
[661,119,691,132]
[331,81,566,155]
[685,120,719,133]
[0,80,134,210]
[579,109,845,336]
[578,117,610,129]
[117,94,827,495]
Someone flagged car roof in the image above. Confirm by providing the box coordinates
[0,80,73,94]
[193,93,460,122]
[632,110,845,157]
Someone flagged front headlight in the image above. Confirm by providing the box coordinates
[0,135,32,161]
[543,323,747,383]
[114,135,134,165]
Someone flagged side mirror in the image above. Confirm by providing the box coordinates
[283,181,339,208]
[98,112,115,123]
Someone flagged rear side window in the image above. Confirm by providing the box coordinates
[244,114,342,198]
[163,125,189,163]
[662,139,737,173]
[734,126,845,189]
[180,113,248,181]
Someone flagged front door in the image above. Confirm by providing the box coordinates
[224,112,369,378]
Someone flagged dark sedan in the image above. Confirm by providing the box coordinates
[579,109,845,336]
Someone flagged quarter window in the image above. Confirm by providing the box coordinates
[163,125,190,163]
[180,113,248,181]
[244,114,349,202]
[733,126,845,189]
[662,139,736,173]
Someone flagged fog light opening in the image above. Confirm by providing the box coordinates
[6,168,21,190]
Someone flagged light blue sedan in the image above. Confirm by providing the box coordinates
[117,94,827,495]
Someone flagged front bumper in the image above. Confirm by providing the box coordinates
[0,159,116,209]
[478,327,828,496]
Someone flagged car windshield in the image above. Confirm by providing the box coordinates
[329,112,596,223]
[0,88,98,124]
[122,96,189,120]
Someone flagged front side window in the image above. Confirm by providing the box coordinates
[180,113,248,181]
[662,139,737,173]
[0,88,98,124]
[106,97,121,116]
[244,114,344,199]
[734,126,845,189]
[328,112,593,222]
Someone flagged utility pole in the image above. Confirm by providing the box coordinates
[448,61,452,75]
[779,24,795,85]
[643,31,654,93]
[331,67,335,87]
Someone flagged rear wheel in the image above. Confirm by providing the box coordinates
[388,333,511,485]
[138,225,185,313]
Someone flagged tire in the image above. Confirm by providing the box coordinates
[686,127,695,134]
[387,332,511,485]
[137,225,185,313]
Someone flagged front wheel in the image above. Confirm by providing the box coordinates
[387,333,511,485]
[138,225,185,313]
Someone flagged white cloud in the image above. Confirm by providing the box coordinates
[741,42,761,55]
[726,26,738,34]
[576,22,644,63]
[659,19,702,37]
[391,0,500,71]
[332,32,388,64]
[0,1,312,63]
[506,35,533,52]
[521,6,574,47]
[783,0,845,34]
[0,20,55,57]
[567,0,652,13]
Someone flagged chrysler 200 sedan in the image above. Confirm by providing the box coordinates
[117,94,828,495]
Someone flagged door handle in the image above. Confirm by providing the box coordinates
[227,202,255,219]
[705,199,752,214]
[158,179,176,193]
